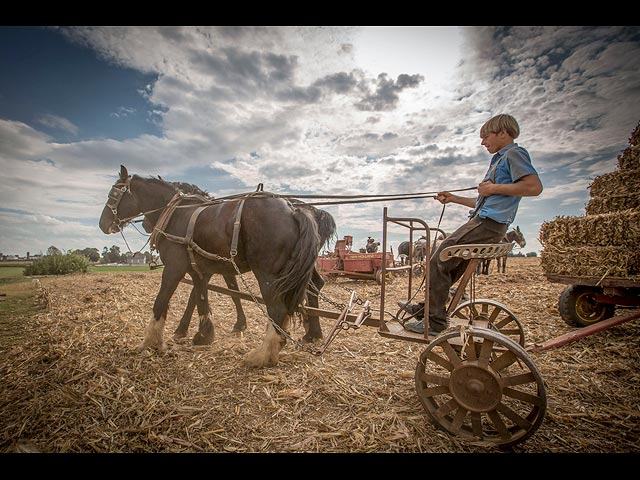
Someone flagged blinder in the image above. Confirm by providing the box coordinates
[106,175,133,227]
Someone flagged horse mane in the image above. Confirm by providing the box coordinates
[153,175,212,198]
[172,181,211,197]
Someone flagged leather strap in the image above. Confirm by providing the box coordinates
[469,146,516,218]
[230,198,246,258]
[185,205,209,279]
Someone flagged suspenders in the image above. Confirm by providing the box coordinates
[469,146,516,219]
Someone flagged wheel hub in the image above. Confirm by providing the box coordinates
[576,294,599,317]
[450,363,501,412]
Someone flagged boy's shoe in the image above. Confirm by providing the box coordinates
[403,319,446,337]
[403,318,425,333]
[397,301,424,317]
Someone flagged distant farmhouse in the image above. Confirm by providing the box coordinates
[128,252,147,266]
[1,252,42,262]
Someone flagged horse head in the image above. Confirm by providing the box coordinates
[99,165,176,235]
[508,225,526,248]
[99,165,139,234]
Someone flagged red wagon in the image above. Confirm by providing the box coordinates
[316,235,395,284]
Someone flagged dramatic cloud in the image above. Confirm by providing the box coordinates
[356,73,424,111]
[1,26,639,257]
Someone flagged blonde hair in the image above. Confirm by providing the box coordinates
[481,114,520,139]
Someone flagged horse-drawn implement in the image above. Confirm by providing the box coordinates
[316,235,395,284]
[312,209,639,448]
[176,210,548,447]
[100,168,639,450]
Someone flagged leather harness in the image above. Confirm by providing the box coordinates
[151,186,265,280]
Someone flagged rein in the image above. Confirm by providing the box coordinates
[106,175,479,350]
[279,186,477,206]
[108,176,477,278]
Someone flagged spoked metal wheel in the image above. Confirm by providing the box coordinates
[451,299,526,346]
[415,326,546,448]
[375,268,393,285]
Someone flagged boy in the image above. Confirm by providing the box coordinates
[401,114,543,335]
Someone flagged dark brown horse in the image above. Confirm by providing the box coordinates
[99,165,335,367]
[166,182,334,343]
[140,180,248,339]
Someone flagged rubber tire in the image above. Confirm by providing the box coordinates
[558,285,615,327]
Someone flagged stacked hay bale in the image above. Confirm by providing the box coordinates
[540,122,640,278]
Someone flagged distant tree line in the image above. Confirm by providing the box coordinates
[508,252,538,258]
[46,245,153,264]
[23,245,155,276]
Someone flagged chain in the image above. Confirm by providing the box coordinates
[307,279,366,310]
[225,254,318,353]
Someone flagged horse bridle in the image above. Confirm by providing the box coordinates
[105,175,135,229]
[106,175,179,229]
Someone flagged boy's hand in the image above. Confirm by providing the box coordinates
[435,192,453,204]
[478,180,495,196]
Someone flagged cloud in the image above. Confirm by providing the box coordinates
[110,107,136,119]
[0,119,52,159]
[453,26,640,156]
[2,26,639,258]
[0,209,125,255]
[35,114,80,135]
[356,73,424,111]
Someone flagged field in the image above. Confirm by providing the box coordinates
[1,257,639,453]
[0,263,27,280]
[89,265,154,272]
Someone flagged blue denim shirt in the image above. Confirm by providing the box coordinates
[472,143,538,225]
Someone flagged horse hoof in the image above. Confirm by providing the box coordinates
[243,350,277,368]
[173,330,187,340]
[231,325,247,333]
[136,341,167,353]
[301,334,322,344]
[193,332,214,345]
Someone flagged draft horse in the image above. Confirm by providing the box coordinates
[99,165,335,367]
[397,236,427,265]
[161,182,334,344]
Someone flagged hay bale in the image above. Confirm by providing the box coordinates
[617,144,640,171]
[585,193,640,215]
[539,208,640,248]
[540,244,640,278]
[628,121,640,147]
[541,121,640,278]
[588,168,640,198]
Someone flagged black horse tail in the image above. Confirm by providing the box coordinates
[270,207,322,313]
[310,207,336,250]
[289,200,336,251]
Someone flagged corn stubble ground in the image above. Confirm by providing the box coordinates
[1,257,638,453]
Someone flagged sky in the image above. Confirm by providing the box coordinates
[1,26,639,260]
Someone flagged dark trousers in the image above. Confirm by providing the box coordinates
[425,216,507,331]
